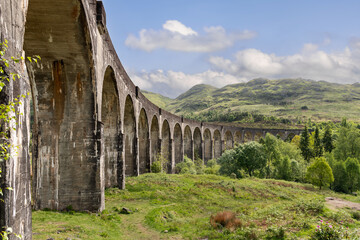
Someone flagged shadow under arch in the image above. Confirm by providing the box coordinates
[184,126,192,159]
[138,108,150,174]
[174,123,183,165]
[24,0,102,211]
[124,95,137,177]
[150,115,160,166]
[204,128,212,163]
[102,66,121,188]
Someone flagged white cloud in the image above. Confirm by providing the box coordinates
[130,40,360,98]
[125,20,256,52]
[130,69,241,98]
[162,20,198,36]
[209,41,360,84]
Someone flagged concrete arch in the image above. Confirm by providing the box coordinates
[254,131,263,142]
[224,130,233,150]
[184,125,193,159]
[124,95,137,177]
[244,131,253,142]
[174,123,183,165]
[150,115,160,166]
[277,131,285,139]
[234,131,242,145]
[204,128,212,163]
[161,120,172,173]
[193,127,202,160]
[102,66,120,188]
[138,109,150,174]
[214,130,222,159]
[24,0,101,211]
[286,132,296,142]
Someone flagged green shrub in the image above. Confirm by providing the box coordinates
[194,157,205,174]
[175,156,196,174]
[151,161,162,173]
[204,159,220,175]
[311,220,355,240]
[151,153,168,173]
[265,226,285,240]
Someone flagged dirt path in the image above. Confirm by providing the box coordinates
[325,197,360,211]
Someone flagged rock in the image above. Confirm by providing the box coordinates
[120,207,132,214]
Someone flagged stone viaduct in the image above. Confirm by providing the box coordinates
[0,0,301,239]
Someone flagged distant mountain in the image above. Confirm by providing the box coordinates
[142,78,360,123]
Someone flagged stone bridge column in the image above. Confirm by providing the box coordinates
[191,139,194,160]
[170,138,175,173]
[118,132,125,189]
[210,139,214,160]
[201,139,205,162]
[135,137,140,176]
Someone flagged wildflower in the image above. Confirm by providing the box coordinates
[329,225,332,228]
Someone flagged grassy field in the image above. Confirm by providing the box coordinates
[33,174,360,239]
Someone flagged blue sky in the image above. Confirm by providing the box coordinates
[102,0,360,98]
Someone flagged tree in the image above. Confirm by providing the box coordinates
[322,125,334,153]
[345,157,360,193]
[333,125,360,161]
[291,135,301,148]
[306,157,334,190]
[332,161,348,193]
[300,125,312,162]
[218,149,238,177]
[313,126,323,157]
[235,141,267,176]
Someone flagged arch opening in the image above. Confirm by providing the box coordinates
[138,109,150,174]
[161,120,172,173]
[204,129,212,163]
[193,128,202,160]
[24,0,101,211]
[150,116,160,167]
[174,124,183,165]
[234,131,242,145]
[244,131,252,143]
[102,67,120,188]
[184,126,192,159]
[214,130,222,159]
[224,131,233,150]
[124,95,137,176]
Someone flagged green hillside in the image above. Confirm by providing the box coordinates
[141,90,173,109]
[33,174,360,239]
[142,78,360,124]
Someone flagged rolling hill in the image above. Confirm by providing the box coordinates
[143,78,360,125]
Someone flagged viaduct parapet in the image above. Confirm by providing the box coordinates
[0,1,301,239]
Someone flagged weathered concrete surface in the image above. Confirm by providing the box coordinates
[0,1,32,239]
[0,0,303,238]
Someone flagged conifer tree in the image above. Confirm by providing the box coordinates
[300,125,312,162]
[322,125,334,153]
[313,126,323,157]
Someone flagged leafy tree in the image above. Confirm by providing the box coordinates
[313,126,323,157]
[322,125,334,153]
[345,157,360,192]
[306,157,334,190]
[291,135,301,147]
[333,125,360,161]
[332,161,348,193]
[277,157,291,181]
[235,142,267,176]
[218,149,238,177]
[300,125,312,162]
